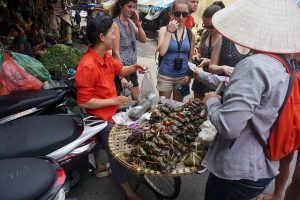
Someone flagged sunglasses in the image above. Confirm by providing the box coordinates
[173,11,189,18]
[202,23,214,29]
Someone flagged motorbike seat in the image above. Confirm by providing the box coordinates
[0,158,56,200]
[0,89,66,119]
[0,115,78,159]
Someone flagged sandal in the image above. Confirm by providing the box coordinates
[94,163,112,179]
[95,168,111,179]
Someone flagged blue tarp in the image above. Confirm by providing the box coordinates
[87,3,98,7]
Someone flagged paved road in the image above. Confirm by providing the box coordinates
[68,40,297,200]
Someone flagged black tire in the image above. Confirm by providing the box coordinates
[143,175,181,199]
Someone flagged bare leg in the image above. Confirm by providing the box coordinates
[284,151,300,200]
[121,182,142,200]
[94,149,108,172]
[257,153,294,200]
[129,86,140,101]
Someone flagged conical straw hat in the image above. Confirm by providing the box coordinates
[212,0,300,54]
[60,14,72,26]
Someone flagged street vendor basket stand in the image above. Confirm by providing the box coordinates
[108,124,198,199]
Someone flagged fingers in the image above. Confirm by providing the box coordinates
[199,60,206,67]
[116,96,129,105]
[121,78,129,88]
[203,92,220,104]
[168,20,179,32]
[136,64,148,73]
[182,76,191,85]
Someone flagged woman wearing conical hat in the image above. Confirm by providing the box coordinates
[59,14,72,46]
[193,0,300,199]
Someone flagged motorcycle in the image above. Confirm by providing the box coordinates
[0,157,66,200]
[0,86,74,124]
[0,114,107,193]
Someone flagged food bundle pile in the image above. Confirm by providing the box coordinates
[125,99,208,174]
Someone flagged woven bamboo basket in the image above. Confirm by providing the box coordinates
[108,124,198,177]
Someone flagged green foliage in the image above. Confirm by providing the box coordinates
[40,44,84,80]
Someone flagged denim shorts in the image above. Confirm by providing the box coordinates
[205,173,273,200]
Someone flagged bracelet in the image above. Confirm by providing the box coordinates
[166,25,175,33]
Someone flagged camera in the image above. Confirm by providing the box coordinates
[173,58,183,71]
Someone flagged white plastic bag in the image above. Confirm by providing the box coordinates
[138,71,157,104]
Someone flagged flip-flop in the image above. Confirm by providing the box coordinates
[257,194,273,200]
[94,163,112,179]
[95,168,112,179]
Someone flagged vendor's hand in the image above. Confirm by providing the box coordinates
[222,65,234,76]
[113,96,129,106]
[199,58,210,68]
[121,78,129,89]
[192,53,200,61]
[194,67,203,76]
[167,20,179,33]
[194,48,198,55]
[182,76,191,85]
[203,92,221,104]
[135,64,148,74]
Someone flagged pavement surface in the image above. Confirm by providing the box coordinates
[68,40,297,200]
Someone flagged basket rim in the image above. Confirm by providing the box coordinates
[108,124,198,177]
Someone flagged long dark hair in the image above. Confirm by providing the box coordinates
[203,1,225,18]
[111,0,137,18]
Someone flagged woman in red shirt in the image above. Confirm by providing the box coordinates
[75,16,146,200]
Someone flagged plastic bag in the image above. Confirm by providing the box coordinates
[11,51,51,81]
[0,53,3,65]
[0,53,43,96]
[138,71,157,104]
[128,99,152,120]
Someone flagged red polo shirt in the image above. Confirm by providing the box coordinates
[75,48,122,122]
[184,16,195,30]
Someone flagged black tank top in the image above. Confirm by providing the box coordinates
[219,37,248,67]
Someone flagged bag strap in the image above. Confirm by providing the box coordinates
[186,27,192,59]
[264,54,296,113]
[158,27,193,68]
[250,54,296,149]
[229,54,295,150]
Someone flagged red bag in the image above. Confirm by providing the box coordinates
[0,53,43,95]
[254,54,300,161]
